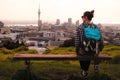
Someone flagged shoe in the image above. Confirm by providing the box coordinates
[81,70,88,77]
[94,65,99,73]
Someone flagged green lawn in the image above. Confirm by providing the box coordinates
[0,45,120,80]
[0,61,120,80]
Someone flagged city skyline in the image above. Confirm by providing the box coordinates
[0,0,120,24]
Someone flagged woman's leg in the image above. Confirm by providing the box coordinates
[80,60,91,71]
[79,60,91,77]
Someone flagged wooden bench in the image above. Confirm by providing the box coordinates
[13,54,112,68]
[14,54,112,61]
[13,54,112,79]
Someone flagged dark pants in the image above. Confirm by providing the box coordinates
[79,60,91,71]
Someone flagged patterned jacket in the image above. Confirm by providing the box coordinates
[75,23,104,55]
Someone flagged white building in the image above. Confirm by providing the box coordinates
[55,19,60,25]
[0,27,11,34]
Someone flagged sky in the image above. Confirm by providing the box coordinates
[0,0,120,24]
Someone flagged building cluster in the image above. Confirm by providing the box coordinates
[0,22,120,54]
[100,24,120,45]
[7,17,76,47]
[0,15,78,54]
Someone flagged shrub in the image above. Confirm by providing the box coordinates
[14,46,28,52]
[111,55,120,64]
[43,47,75,54]
[0,48,13,54]
[43,50,51,54]
[60,38,75,47]
[2,40,25,50]
[27,49,38,54]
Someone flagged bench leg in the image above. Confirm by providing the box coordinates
[25,60,31,70]
[24,60,37,80]
[94,59,100,80]
[25,60,31,80]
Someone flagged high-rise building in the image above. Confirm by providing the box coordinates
[68,18,72,26]
[55,19,60,25]
[75,20,79,27]
[38,4,41,31]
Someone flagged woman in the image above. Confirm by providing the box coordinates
[75,10,104,77]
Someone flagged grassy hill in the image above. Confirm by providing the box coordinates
[44,45,120,57]
[0,45,120,80]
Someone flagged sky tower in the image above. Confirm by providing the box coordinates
[38,4,41,31]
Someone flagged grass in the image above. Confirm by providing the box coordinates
[100,45,120,56]
[44,45,120,56]
[0,46,37,61]
[0,45,120,80]
[0,61,120,80]
[44,47,75,54]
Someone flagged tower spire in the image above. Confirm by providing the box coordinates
[38,3,41,31]
[38,3,40,18]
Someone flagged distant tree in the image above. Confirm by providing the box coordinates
[2,39,25,50]
[14,40,20,48]
[60,37,75,47]
[0,21,4,27]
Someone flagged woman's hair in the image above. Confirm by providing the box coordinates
[83,10,94,21]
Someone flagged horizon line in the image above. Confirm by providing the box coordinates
[1,20,120,25]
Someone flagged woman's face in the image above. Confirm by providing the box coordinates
[82,16,88,22]
[82,16,86,22]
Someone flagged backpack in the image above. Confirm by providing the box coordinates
[82,23,101,54]
[83,23,101,41]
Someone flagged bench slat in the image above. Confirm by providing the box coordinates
[13,54,112,61]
